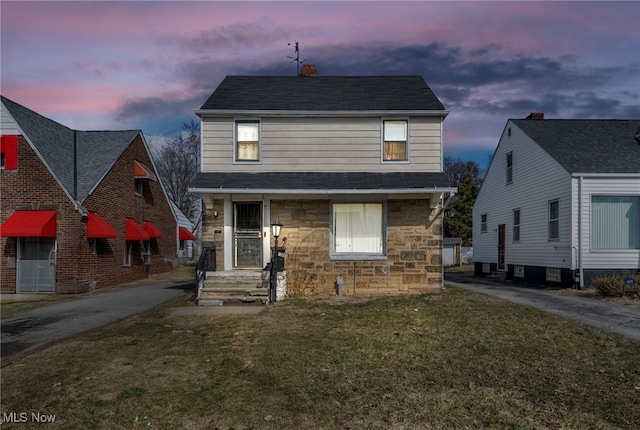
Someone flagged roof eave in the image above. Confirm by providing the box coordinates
[189,186,456,195]
[195,109,449,118]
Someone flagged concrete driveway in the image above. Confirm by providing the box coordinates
[1,279,194,363]
[445,272,640,341]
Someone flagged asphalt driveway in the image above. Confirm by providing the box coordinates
[445,272,640,341]
[1,279,194,363]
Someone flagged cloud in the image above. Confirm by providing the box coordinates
[113,94,204,135]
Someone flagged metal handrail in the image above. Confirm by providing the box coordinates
[195,245,215,288]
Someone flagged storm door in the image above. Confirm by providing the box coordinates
[17,238,56,292]
[233,202,262,269]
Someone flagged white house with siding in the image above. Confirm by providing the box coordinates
[189,68,456,298]
[473,114,640,288]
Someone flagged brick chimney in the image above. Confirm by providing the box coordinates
[525,112,544,120]
[300,64,318,77]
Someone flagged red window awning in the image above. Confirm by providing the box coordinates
[143,220,164,238]
[87,212,117,239]
[134,160,157,181]
[126,218,150,241]
[178,226,196,240]
[0,210,56,237]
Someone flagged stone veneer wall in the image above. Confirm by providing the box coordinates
[271,199,443,297]
[201,199,226,270]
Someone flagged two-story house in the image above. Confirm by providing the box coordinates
[1,96,178,293]
[190,69,455,297]
[473,113,640,288]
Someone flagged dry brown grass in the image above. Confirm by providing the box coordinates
[2,287,639,429]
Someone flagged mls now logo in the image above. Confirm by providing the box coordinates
[3,412,56,423]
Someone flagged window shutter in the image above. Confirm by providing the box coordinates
[1,135,18,170]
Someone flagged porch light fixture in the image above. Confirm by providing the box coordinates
[269,217,284,305]
[271,217,283,240]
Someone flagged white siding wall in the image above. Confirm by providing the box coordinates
[473,121,573,268]
[574,176,640,269]
[200,116,442,173]
[1,102,21,135]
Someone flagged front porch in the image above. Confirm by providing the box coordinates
[196,270,287,306]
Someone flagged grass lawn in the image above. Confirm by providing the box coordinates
[2,286,639,429]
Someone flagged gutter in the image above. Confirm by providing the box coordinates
[188,187,457,195]
[195,109,450,118]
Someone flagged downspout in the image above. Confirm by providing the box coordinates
[578,175,584,289]
[441,193,445,290]
[73,130,78,202]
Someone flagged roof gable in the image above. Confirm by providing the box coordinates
[199,76,446,112]
[1,96,140,202]
[512,119,640,174]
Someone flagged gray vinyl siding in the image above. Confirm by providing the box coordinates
[574,176,640,269]
[473,120,573,268]
[200,116,442,173]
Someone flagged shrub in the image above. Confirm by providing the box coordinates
[592,272,640,298]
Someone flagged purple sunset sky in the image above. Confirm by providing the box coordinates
[1,1,639,171]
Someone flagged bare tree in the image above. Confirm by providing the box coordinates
[153,119,200,223]
[444,155,484,186]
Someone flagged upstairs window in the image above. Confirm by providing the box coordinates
[480,214,488,233]
[548,199,559,240]
[383,120,408,161]
[236,120,260,162]
[506,151,513,184]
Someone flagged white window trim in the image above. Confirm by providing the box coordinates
[233,119,262,164]
[512,208,520,243]
[134,178,144,196]
[381,118,409,163]
[514,265,524,277]
[480,214,488,234]
[546,267,561,282]
[506,151,513,184]
[590,195,640,250]
[330,201,387,261]
[142,240,151,265]
[548,199,560,241]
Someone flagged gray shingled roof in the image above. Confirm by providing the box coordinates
[512,119,640,174]
[2,96,140,202]
[191,172,453,192]
[199,76,446,112]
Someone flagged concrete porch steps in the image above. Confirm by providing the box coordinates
[197,271,269,306]
[486,271,507,281]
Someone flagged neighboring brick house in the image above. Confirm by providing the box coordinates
[190,69,455,297]
[473,113,640,287]
[1,96,176,293]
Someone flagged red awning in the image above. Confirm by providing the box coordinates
[126,218,150,241]
[143,220,163,238]
[87,212,117,239]
[134,160,157,181]
[178,226,196,240]
[0,210,56,237]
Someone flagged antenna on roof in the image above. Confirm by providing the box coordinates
[287,41,306,76]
